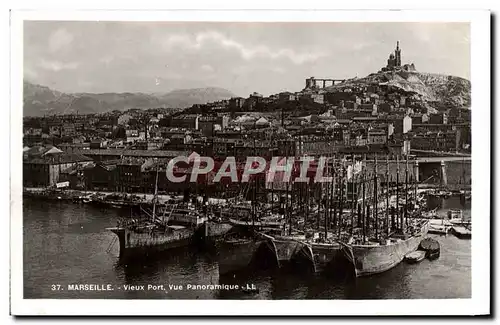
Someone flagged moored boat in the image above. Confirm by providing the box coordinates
[405,250,426,263]
[419,237,440,259]
[451,226,471,239]
[267,234,308,266]
[428,219,452,235]
[428,224,451,235]
[309,240,342,273]
[106,223,195,258]
[340,219,430,277]
[194,219,234,244]
[216,232,276,275]
[228,217,284,230]
[106,167,201,259]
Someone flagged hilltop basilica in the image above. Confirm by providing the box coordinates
[380,41,417,73]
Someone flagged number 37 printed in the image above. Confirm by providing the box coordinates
[51,284,63,291]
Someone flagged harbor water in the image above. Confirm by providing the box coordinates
[23,195,471,300]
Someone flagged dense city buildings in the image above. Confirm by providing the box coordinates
[22,41,471,193]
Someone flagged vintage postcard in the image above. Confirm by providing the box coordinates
[10,10,490,316]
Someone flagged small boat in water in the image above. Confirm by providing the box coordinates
[428,218,452,235]
[451,226,472,239]
[405,250,426,264]
[429,189,452,199]
[428,224,451,235]
[419,237,440,260]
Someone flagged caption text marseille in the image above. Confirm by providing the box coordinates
[60,283,244,291]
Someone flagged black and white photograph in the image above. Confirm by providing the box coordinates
[9,9,490,316]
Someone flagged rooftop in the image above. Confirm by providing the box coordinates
[76,149,190,158]
[27,153,93,165]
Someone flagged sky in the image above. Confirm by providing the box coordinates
[23,21,470,97]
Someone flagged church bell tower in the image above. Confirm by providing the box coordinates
[395,41,401,67]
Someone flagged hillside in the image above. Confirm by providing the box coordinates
[23,81,236,117]
[158,87,235,109]
[325,70,471,110]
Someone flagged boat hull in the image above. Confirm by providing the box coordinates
[216,239,266,275]
[193,221,234,245]
[310,243,342,273]
[341,221,430,277]
[272,238,305,265]
[107,226,196,259]
[205,221,234,239]
[405,251,426,264]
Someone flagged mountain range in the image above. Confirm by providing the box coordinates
[23,81,236,117]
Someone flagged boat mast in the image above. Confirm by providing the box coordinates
[461,157,466,190]
[331,156,336,234]
[285,139,291,235]
[413,159,418,205]
[405,154,409,229]
[316,154,320,230]
[362,154,366,243]
[350,153,355,235]
[270,133,274,212]
[396,155,401,233]
[152,162,159,221]
[332,157,337,232]
[338,157,345,238]
[290,149,295,236]
[304,180,309,232]
[374,155,378,240]
[386,154,390,236]
[252,138,257,230]
[324,156,329,239]
[317,170,321,232]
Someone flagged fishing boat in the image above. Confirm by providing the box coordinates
[340,155,430,277]
[106,166,199,259]
[107,222,195,258]
[405,250,426,264]
[341,219,429,276]
[216,144,280,275]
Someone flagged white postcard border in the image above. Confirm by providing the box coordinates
[10,9,490,316]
